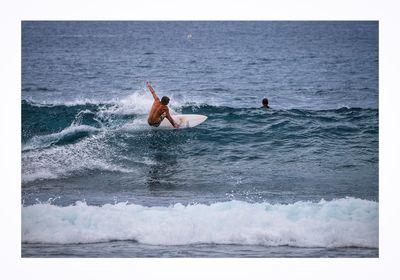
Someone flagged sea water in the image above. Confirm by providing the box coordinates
[21,21,378,257]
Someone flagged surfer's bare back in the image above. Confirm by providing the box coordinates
[146,81,179,128]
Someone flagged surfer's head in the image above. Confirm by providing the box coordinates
[161,96,170,105]
[262,98,269,108]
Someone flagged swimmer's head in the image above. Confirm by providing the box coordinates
[262,98,269,107]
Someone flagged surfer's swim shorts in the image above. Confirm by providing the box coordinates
[148,113,166,127]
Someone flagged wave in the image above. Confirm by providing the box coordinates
[22,97,378,131]
[22,94,378,182]
[23,124,100,151]
[21,91,185,142]
[22,197,378,248]
[22,86,58,93]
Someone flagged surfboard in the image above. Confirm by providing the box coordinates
[158,114,207,129]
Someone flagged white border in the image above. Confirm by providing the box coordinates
[2,0,400,279]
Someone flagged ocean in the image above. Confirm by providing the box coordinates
[21,21,378,257]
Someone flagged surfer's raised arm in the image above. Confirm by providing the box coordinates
[146,81,159,101]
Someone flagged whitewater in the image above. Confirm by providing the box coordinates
[22,198,377,248]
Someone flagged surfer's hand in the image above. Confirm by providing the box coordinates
[173,123,180,128]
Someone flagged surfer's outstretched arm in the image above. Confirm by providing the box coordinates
[146,81,159,101]
[165,107,179,128]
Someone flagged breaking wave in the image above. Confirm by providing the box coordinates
[22,197,378,248]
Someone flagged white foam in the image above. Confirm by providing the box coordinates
[99,90,189,116]
[21,132,132,183]
[22,198,378,248]
[99,91,155,116]
[24,89,190,115]
[23,97,104,107]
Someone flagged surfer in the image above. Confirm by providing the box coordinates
[262,98,270,109]
[146,81,179,128]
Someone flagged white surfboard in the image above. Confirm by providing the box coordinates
[158,114,207,129]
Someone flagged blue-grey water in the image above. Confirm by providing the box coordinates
[21,21,378,257]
